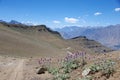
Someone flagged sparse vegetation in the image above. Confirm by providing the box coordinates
[89,64,100,74]
[53,73,70,80]
[100,60,115,78]
[37,52,88,80]
[47,67,60,75]
[36,51,118,80]
[62,60,80,73]
[86,59,116,79]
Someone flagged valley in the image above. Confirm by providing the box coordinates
[0,21,120,80]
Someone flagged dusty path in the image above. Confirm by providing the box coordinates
[9,59,24,80]
[0,57,25,80]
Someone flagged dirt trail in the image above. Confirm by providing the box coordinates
[9,59,24,80]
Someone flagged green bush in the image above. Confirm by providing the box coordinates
[88,59,115,78]
[100,60,115,78]
[54,73,70,80]
[89,64,100,73]
[62,60,80,73]
[47,67,59,75]
[47,66,70,80]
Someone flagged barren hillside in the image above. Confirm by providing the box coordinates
[0,22,112,57]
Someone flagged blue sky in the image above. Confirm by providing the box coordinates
[0,0,120,29]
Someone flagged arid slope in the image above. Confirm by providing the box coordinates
[0,22,112,57]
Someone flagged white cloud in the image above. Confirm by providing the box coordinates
[53,20,61,24]
[115,8,120,12]
[65,17,79,23]
[22,21,39,25]
[94,12,102,16]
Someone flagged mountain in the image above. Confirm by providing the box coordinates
[56,26,87,39]
[83,25,120,50]
[68,36,113,53]
[55,25,120,50]
[0,21,65,57]
[9,20,22,24]
[0,20,6,23]
[0,21,112,57]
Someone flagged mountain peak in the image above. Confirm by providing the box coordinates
[0,21,62,38]
[56,25,120,50]
[0,20,6,23]
[71,36,87,39]
[9,20,22,24]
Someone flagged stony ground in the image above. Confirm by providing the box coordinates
[0,50,120,80]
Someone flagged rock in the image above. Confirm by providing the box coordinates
[82,68,91,77]
[37,67,47,74]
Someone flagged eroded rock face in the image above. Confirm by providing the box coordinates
[82,68,91,77]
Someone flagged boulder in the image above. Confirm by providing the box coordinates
[82,68,91,77]
[37,67,47,74]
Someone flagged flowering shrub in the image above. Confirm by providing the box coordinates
[38,51,87,66]
[36,51,117,80]
[62,60,80,73]
[37,51,87,80]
